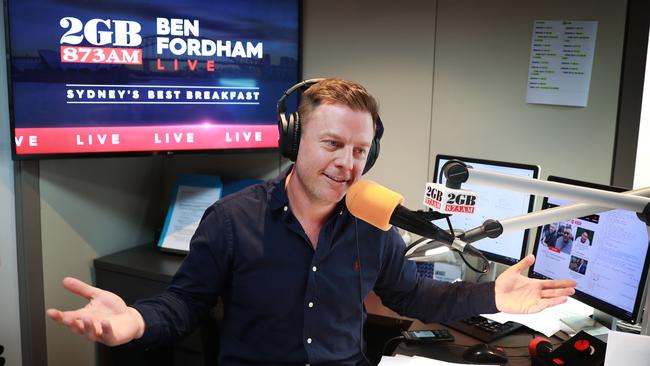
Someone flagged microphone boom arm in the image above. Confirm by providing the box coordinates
[442,160,650,246]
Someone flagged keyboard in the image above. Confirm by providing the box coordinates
[443,316,524,343]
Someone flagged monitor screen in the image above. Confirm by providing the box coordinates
[529,176,650,324]
[6,0,300,159]
[433,154,539,265]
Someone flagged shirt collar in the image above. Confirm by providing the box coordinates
[268,166,292,211]
[268,165,348,216]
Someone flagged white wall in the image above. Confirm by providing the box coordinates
[0,11,23,366]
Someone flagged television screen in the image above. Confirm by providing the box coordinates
[6,0,300,159]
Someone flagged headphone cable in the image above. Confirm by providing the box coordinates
[355,218,372,366]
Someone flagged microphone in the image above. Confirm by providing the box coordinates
[346,180,472,254]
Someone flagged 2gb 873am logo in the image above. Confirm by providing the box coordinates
[59,17,142,65]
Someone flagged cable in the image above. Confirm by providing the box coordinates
[403,236,431,255]
[380,335,405,357]
[354,218,372,366]
[445,215,454,234]
[456,249,489,274]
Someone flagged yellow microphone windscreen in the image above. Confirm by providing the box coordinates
[346,179,404,231]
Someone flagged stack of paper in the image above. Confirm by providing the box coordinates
[481,297,594,337]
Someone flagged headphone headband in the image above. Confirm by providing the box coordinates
[277,78,383,174]
[276,78,325,115]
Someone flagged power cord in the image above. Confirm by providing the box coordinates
[380,335,405,357]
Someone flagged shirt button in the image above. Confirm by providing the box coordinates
[312,266,317,272]
[283,206,288,212]
[308,302,314,308]
[307,337,312,344]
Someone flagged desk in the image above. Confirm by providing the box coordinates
[93,245,219,366]
[393,319,565,365]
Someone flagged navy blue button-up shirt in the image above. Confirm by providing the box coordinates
[133,168,497,365]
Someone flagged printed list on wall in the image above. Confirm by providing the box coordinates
[526,20,598,107]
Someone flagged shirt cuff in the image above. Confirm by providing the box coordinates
[472,281,499,314]
[129,302,162,349]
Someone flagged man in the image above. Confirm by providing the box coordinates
[47,79,576,365]
[574,231,591,246]
[541,223,558,247]
[555,229,574,254]
[577,259,588,275]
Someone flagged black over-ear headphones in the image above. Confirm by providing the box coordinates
[277,78,384,174]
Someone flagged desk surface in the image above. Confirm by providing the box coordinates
[392,319,565,365]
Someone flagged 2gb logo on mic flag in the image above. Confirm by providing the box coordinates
[423,183,478,214]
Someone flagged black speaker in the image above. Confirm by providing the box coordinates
[276,78,383,174]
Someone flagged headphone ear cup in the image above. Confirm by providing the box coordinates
[287,112,300,161]
[278,112,291,159]
[362,137,379,175]
[362,116,383,175]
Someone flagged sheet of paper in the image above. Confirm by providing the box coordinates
[482,297,593,337]
[525,20,598,107]
[158,174,222,252]
[604,331,650,366]
[379,354,493,366]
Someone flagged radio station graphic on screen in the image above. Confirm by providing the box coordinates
[7,0,300,158]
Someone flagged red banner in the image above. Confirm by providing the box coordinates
[60,45,143,65]
[14,124,279,154]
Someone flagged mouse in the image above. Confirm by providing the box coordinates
[462,343,508,364]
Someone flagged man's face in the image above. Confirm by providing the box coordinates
[292,103,374,206]
[562,230,571,242]
[580,232,589,242]
[549,225,556,233]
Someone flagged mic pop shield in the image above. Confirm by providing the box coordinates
[346,179,404,231]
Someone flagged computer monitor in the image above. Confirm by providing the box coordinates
[433,154,540,266]
[529,176,650,325]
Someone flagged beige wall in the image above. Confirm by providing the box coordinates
[0,11,22,366]
[41,157,164,365]
[303,0,438,207]
[430,0,626,184]
[305,0,626,208]
[40,152,285,365]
